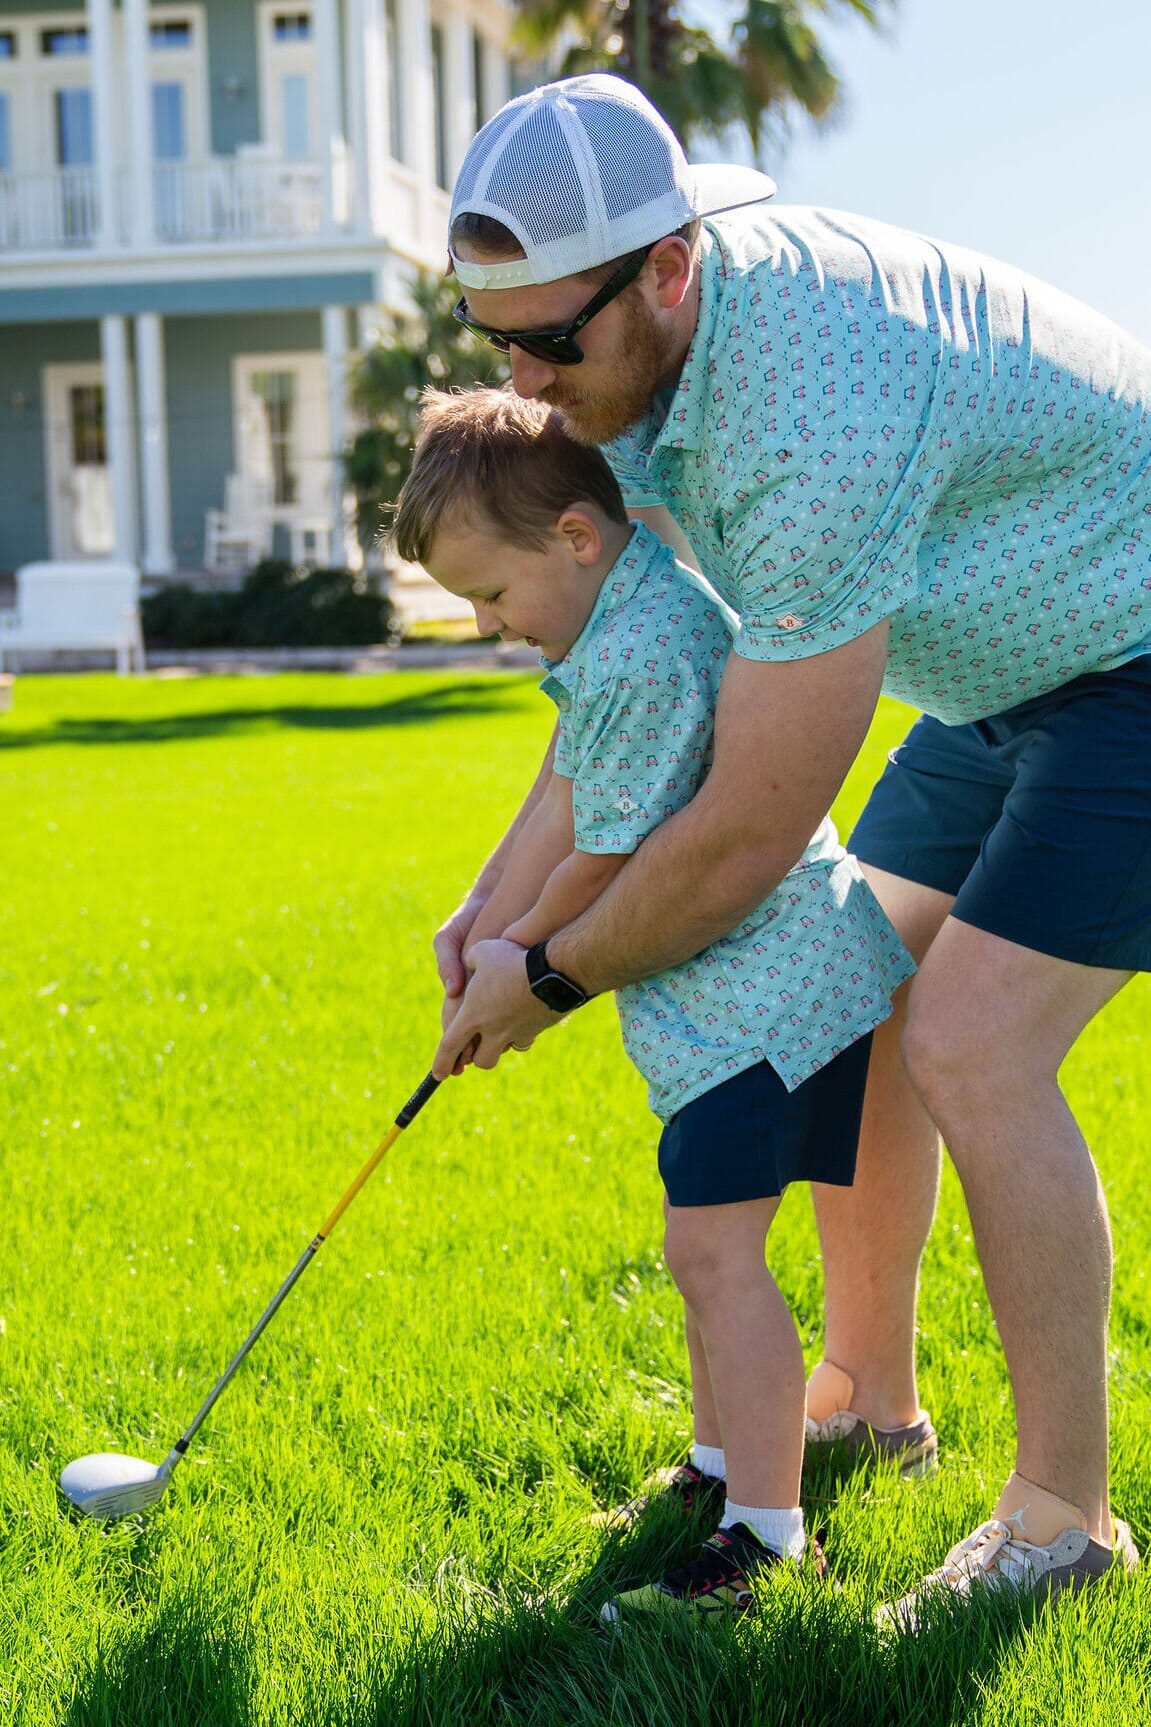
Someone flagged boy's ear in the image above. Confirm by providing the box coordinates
[557,506,603,565]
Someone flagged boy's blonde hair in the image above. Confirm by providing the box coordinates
[391,386,629,565]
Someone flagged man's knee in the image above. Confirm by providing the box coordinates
[900,979,1008,1129]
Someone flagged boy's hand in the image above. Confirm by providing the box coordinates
[432,938,560,1079]
[501,912,533,946]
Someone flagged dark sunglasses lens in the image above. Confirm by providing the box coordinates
[512,335,583,366]
[454,302,583,365]
[466,324,512,354]
[454,306,510,353]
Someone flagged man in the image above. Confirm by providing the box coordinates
[431,72,1149,1619]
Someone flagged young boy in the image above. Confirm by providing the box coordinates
[391,387,915,1621]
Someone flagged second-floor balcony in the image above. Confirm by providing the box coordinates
[0,152,357,253]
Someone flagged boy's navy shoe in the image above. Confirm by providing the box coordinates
[600,1521,825,1622]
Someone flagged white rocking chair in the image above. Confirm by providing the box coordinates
[203,474,274,575]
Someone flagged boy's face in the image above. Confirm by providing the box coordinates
[424,511,603,661]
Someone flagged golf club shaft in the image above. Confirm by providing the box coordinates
[165,1072,440,1466]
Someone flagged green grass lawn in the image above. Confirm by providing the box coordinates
[1,672,1148,1726]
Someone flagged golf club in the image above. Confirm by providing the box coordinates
[59,1071,440,1520]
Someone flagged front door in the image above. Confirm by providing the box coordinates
[44,362,115,558]
[233,351,330,522]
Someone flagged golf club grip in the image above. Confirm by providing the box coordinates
[395,1072,440,1127]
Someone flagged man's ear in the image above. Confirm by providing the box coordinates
[647,236,694,310]
[557,506,603,564]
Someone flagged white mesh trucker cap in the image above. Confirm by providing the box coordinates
[449,74,776,291]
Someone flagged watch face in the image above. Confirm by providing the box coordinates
[533,969,584,1014]
[525,942,588,1013]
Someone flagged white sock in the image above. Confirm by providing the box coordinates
[691,1441,726,1481]
[723,1500,805,1560]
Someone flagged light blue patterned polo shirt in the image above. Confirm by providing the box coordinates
[607,209,1151,725]
[541,521,915,1123]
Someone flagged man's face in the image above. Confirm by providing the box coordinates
[453,262,680,446]
[423,514,599,662]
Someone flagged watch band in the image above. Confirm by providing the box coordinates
[524,941,593,1014]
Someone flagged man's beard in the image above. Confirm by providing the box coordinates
[540,294,676,446]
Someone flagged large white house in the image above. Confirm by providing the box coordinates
[0,0,515,579]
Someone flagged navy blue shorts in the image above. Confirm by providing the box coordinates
[657,1034,873,1208]
[850,655,1151,972]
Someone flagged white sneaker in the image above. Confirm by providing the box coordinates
[879,1516,1140,1633]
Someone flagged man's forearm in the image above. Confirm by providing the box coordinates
[547,627,890,992]
[545,782,800,991]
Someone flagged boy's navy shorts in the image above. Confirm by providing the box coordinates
[850,655,1151,973]
[657,1033,873,1208]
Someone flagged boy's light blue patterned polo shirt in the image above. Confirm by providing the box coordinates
[541,521,915,1123]
[607,209,1151,726]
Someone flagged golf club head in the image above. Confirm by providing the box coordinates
[59,1451,173,1520]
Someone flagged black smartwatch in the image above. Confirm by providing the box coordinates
[525,941,593,1014]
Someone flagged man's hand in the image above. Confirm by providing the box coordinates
[432,938,562,1079]
[433,890,488,1019]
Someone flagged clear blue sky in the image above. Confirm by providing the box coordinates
[737,0,1150,348]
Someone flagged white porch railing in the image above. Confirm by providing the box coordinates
[150,155,328,243]
[0,167,101,250]
[0,153,344,252]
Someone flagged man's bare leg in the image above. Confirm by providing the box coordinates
[809,869,952,1430]
[902,919,1128,1543]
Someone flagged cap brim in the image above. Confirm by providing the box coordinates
[689,162,777,216]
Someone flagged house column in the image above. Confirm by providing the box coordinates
[349,0,389,234]
[101,316,139,562]
[399,0,435,246]
[122,0,155,246]
[357,304,384,348]
[322,305,350,565]
[486,40,510,115]
[135,314,174,575]
[446,13,474,185]
[313,0,345,231]
[87,0,119,248]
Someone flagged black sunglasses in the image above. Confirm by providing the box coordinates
[452,246,653,366]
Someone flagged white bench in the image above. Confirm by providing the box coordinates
[0,560,145,674]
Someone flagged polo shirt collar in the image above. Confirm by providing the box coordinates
[539,520,671,704]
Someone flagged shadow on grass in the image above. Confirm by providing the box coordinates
[60,1586,254,1727]
[346,1532,1027,1727]
[51,1530,1028,1727]
[0,680,532,751]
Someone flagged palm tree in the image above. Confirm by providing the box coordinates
[513,0,892,154]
